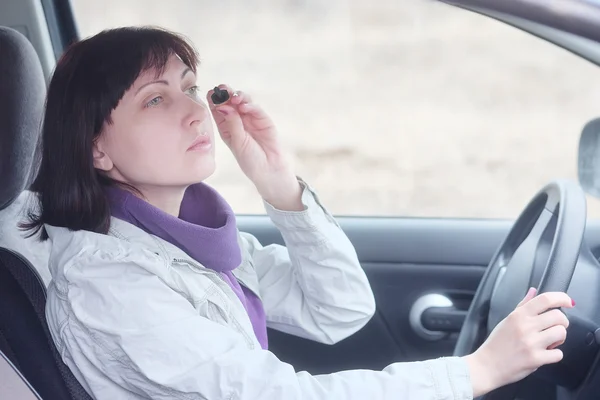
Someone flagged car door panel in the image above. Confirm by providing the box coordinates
[237,216,600,375]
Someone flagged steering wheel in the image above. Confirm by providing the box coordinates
[453,180,587,398]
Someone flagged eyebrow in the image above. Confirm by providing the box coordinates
[134,67,193,95]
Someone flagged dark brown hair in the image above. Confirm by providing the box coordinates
[23,26,200,239]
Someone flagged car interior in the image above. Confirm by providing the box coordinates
[3,0,600,399]
[0,349,43,400]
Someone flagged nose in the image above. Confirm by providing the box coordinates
[183,94,209,128]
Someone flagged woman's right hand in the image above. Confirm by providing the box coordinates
[464,288,574,397]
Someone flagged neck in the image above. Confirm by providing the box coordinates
[134,184,188,217]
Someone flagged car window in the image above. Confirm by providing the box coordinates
[70,0,600,218]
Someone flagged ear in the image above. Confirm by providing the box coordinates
[93,137,114,172]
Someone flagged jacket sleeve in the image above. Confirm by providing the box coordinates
[55,257,473,400]
[239,179,376,344]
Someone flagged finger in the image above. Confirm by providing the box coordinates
[213,107,246,146]
[230,90,252,106]
[539,325,567,351]
[208,103,237,125]
[240,105,273,132]
[517,287,537,308]
[535,309,569,331]
[205,86,245,148]
[539,348,564,365]
[547,339,565,350]
[238,102,267,117]
[523,292,574,315]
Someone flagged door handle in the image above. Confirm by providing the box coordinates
[421,306,467,332]
[409,293,468,340]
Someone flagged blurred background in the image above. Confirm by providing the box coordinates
[70,0,600,218]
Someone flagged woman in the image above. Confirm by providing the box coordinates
[26,26,573,399]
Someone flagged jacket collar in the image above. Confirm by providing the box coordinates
[109,218,262,299]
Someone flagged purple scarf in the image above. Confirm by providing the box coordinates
[106,183,268,349]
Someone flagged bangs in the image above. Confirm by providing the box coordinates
[134,27,199,78]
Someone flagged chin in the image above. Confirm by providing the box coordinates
[188,157,216,183]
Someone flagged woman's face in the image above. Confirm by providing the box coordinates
[93,55,215,192]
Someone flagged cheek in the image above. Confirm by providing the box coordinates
[107,119,181,180]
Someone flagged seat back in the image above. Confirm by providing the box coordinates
[0,27,92,400]
[0,25,52,285]
[0,249,92,400]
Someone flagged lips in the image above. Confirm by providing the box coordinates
[187,134,212,152]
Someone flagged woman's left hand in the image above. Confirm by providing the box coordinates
[207,85,303,211]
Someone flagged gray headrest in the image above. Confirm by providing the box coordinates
[0,27,46,210]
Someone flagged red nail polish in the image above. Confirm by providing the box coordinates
[571,299,576,307]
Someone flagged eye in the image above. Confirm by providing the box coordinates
[185,85,200,98]
[145,96,163,108]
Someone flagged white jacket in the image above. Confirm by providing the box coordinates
[0,191,52,285]
[44,183,473,400]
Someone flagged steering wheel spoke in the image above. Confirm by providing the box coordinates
[488,208,555,330]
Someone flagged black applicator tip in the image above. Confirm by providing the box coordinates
[211,87,230,105]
